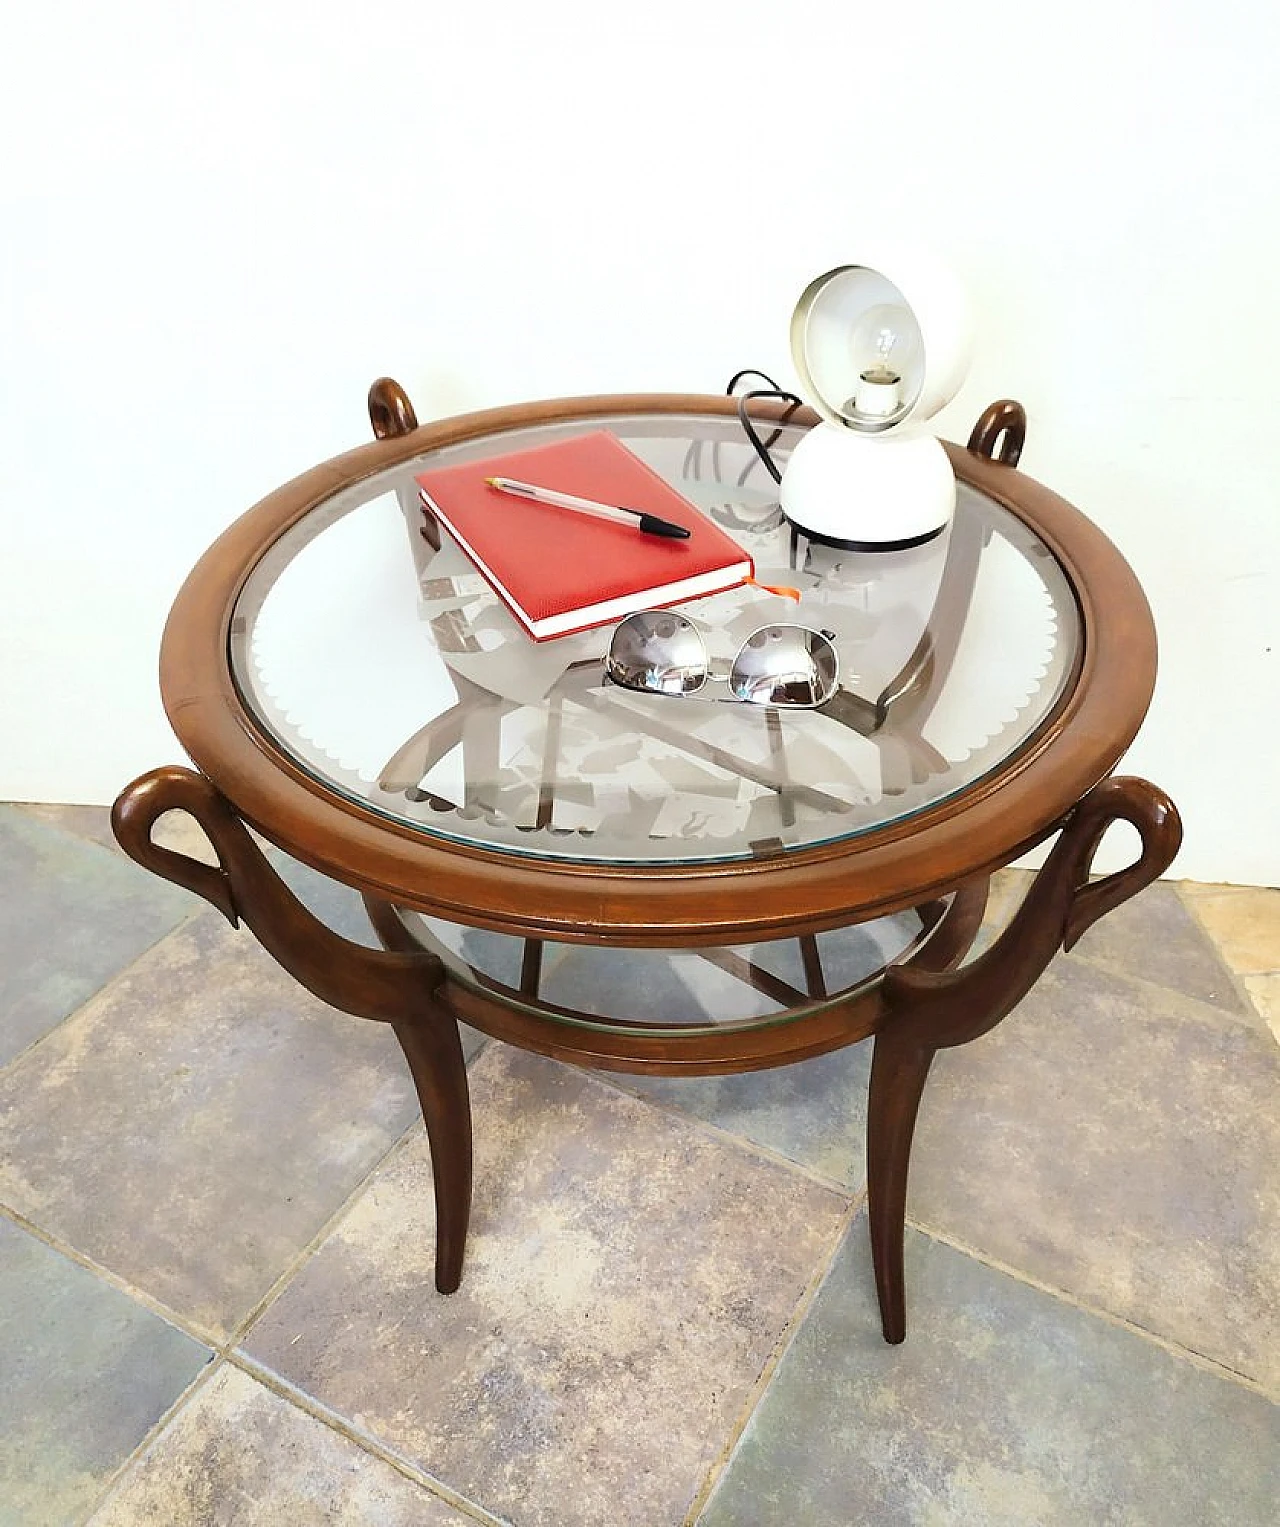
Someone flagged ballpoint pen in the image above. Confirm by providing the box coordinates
[483,475,692,539]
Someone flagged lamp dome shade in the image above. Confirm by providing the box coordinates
[789,252,973,432]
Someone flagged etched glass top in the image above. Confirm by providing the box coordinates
[229,412,1080,865]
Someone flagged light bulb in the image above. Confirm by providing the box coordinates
[864,327,901,385]
[851,320,903,417]
[844,301,920,423]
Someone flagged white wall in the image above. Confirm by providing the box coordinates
[2,2,1276,884]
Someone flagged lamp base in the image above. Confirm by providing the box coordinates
[780,422,956,549]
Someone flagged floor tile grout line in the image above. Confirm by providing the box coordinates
[491,1004,1280,1435]
[2,1101,498,1518]
[7,826,1276,1518]
[585,1067,864,1199]
[1067,943,1268,1026]
[682,1203,1279,1523]
[1175,880,1280,967]
[3,1141,502,1520]
[562,897,1266,1219]
[682,1192,868,1526]
[990,870,1277,1019]
[578,1043,1278,1406]
[221,1117,428,1353]
[985,896,1267,1030]
[226,1351,511,1527]
[0,1007,494,1353]
[0,898,208,1077]
[2,801,346,1084]
[221,1038,491,1352]
[906,1217,1279,1403]
[1174,883,1280,1018]
[71,1353,229,1526]
[74,1346,508,1527]
[0,1201,227,1350]
[1,1110,434,1360]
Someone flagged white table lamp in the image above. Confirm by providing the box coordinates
[781,252,974,549]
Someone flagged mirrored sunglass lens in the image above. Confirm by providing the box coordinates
[728,625,839,706]
[605,610,708,696]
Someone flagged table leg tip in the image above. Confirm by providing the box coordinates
[435,1261,464,1295]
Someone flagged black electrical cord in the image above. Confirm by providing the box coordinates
[725,370,805,485]
[725,368,785,394]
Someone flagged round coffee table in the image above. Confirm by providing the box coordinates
[113,384,1181,1342]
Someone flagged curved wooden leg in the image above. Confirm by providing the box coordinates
[867,775,1182,1343]
[112,765,474,1296]
[866,1028,933,1342]
[360,894,475,1292]
[393,1016,472,1293]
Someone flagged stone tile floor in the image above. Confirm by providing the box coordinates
[1,800,1277,1525]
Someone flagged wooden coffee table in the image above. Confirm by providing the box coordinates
[113,384,1181,1342]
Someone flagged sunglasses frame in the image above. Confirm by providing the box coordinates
[605,608,841,710]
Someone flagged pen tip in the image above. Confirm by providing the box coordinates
[483,477,497,487]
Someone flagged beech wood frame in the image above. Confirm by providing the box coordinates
[112,387,1181,1342]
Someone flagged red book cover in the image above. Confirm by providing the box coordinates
[414,430,753,640]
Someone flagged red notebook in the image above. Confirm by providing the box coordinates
[414,430,753,640]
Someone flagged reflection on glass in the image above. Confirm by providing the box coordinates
[229,414,1079,865]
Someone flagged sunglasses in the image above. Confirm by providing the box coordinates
[605,609,839,708]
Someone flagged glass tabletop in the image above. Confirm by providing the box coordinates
[229,411,1080,866]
